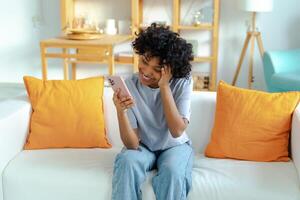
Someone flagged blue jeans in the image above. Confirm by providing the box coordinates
[111,142,194,200]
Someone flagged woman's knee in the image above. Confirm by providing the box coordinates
[114,149,145,170]
[160,164,186,181]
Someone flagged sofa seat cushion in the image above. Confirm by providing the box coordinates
[3,150,300,200]
[189,154,300,200]
[3,148,121,200]
[271,72,300,91]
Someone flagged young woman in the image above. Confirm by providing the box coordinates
[111,23,194,200]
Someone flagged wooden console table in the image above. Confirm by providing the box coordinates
[40,35,133,80]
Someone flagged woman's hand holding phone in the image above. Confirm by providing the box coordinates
[110,79,138,149]
[113,89,135,113]
[107,76,134,113]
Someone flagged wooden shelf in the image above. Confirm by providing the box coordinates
[178,24,213,31]
[138,24,214,32]
[135,0,220,90]
[115,55,133,64]
[67,55,133,65]
[193,56,214,62]
[138,24,173,29]
[60,0,219,88]
[172,0,219,90]
[69,60,105,64]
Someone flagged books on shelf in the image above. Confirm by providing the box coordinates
[192,73,210,91]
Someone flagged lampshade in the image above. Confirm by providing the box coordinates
[239,0,273,12]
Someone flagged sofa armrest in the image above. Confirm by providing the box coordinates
[291,104,300,178]
[263,49,300,74]
[263,49,300,92]
[0,96,31,175]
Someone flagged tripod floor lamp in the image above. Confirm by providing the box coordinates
[232,0,273,88]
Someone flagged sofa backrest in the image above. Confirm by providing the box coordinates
[103,86,216,153]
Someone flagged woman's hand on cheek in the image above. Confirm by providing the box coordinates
[158,65,172,88]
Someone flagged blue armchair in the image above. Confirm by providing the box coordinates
[263,48,300,92]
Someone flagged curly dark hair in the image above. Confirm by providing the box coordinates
[132,23,194,79]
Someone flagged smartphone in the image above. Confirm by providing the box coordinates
[106,76,132,98]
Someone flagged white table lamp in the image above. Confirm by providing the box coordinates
[240,0,273,12]
[232,0,273,88]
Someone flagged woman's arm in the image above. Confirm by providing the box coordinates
[117,111,139,149]
[160,85,188,138]
[159,67,188,138]
[113,90,140,149]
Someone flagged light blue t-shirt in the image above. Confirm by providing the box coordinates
[125,73,192,151]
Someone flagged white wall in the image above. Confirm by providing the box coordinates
[0,0,299,90]
[0,0,42,82]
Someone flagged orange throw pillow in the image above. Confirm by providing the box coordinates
[23,76,111,149]
[205,81,299,161]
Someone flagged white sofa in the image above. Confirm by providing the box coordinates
[1,87,300,200]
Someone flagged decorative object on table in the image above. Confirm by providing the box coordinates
[63,33,104,40]
[63,27,103,40]
[192,73,210,91]
[72,14,101,31]
[105,19,117,35]
[232,0,273,88]
[72,16,86,29]
[62,16,103,40]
